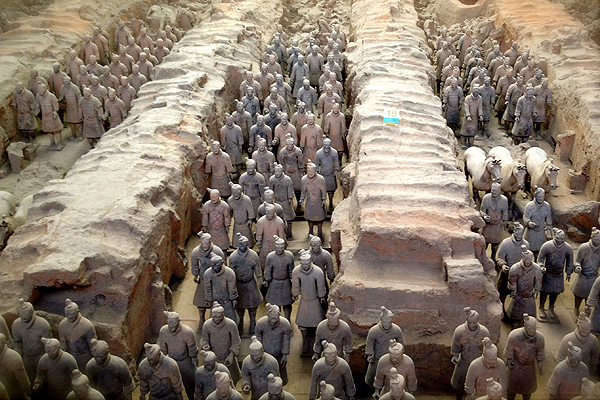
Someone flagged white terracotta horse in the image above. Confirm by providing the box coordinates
[464,146,503,201]
[488,146,527,220]
[524,147,559,196]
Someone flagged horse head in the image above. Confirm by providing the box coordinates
[514,160,527,189]
[546,159,559,190]
[487,156,503,184]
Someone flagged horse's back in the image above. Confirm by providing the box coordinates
[488,146,513,165]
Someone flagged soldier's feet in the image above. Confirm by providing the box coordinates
[548,308,558,321]
[538,308,547,320]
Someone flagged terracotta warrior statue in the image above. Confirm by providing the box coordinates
[253,138,276,183]
[12,81,38,142]
[204,254,238,323]
[373,340,417,397]
[309,341,356,400]
[58,299,97,373]
[35,83,64,150]
[79,87,105,148]
[229,233,262,336]
[255,303,292,385]
[461,86,483,148]
[241,336,280,400]
[258,374,295,400]
[256,203,286,271]
[301,160,327,240]
[292,250,327,356]
[0,333,30,400]
[464,338,507,400]
[507,246,543,326]
[239,159,266,215]
[315,138,339,212]
[314,302,352,362]
[194,350,232,400]
[191,232,224,331]
[220,114,244,179]
[138,343,184,400]
[572,227,600,314]
[495,222,529,319]
[201,188,231,250]
[503,314,544,400]
[547,342,589,400]
[480,182,508,261]
[86,338,136,400]
[158,311,198,400]
[32,338,78,400]
[451,307,491,400]
[228,183,255,248]
[67,369,105,400]
[205,141,234,197]
[264,236,295,322]
[379,368,415,400]
[207,371,243,400]
[365,307,404,388]
[523,186,552,257]
[556,312,598,376]
[511,85,536,145]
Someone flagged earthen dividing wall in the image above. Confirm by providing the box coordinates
[493,0,600,201]
[330,0,501,387]
[0,0,281,365]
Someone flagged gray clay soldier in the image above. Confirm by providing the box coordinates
[323,102,346,164]
[49,62,68,96]
[79,87,105,148]
[92,26,110,65]
[313,302,352,362]
[461,86,483,148]
[114,21,133,52]
[443,77,463,134]
[451,307,491,400]
[480,182,508,262]
[572,228,600,314]
[266,56,282,84]
[325,73,344,105]
[519,60,537,84]
[503,314,544,400]
[264,104,282,135]
[239,159,266,215]
[11,82,38,142]
[12,298,52,381]
[202,188,231,250]
[495,222,529,317]
[204,254,238,323]
[67,369,105,400]
[128,64,147,93]
[475,378,505,400]
[28,68,48,95]
[504,42,521,67]
[158,311,198,400]
[59,299,97,373]
[0,333,30,400]
[325,54,342,82]
[136,28,153,53]
[138,343,184,400]
[253,139,276,183]
[86,338,135,400]
[77,65,93,91]
[258,374,294,400]
[464,338,507,400]
[315,381,338,400]
[229,233,262,336]
[502,76,525,133]
[523,186,552,257]
[557,313,599,374]
[100,66,119,91]
[273,114,297,163]
[538,228,573,321]
[0,316,11,349]
[89,76,108,106]
[292,250,327,356]
[494,69,515,124]
[104,88,127,128]
[240,71,264,103]
[526,69,543,89]
[315,138,339,211]
[547,342,589,400]
[201,302,242,385]
[277,136,303,215]
[298,79,318,114]
[228,183,255,248]
[507,246,543,325]
[365,307,404,388]
[35,83,64,150]
[265,90,287,123]
[586,275,600,335]
[32,337,78,400]
[533,78,552,136]
[136,53,153,81]
[67,50,85,81]
[255,304,292,385]
[194,350,232,400]
[318,85,341,121]
[309,341,356,400]
[191,233,225,331]
[241,337,280,400]
[273,74,292,110]
[257,64,275,102]
[480,78,495,138]
[511,85,536,145]
[257,188,285,221]
[309,235,335,288]
[301,115,325,168]
[249,115,273,154]
[207,371,243,400]
[232,100,253,148]
[373,340,417,397]
[256,205,286,271]
[243,87,261,124]
[306,46,324,89]
[204,140,233,197]
[492,57,511,85]
[264,237,295,322]
[301,160,328,240]
[87,55,104,77]
[116,76,136,111]
[287,48,300,76]
[153,39,170,63]
[436,42,453,91]
[143,47,159,66]
[292,101,309,135]
[380,368,415,400]
[59,75,83,141]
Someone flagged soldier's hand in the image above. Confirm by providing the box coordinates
[292,295,298,302]
[242,384,251,394]
[575,265,582,274]
[478,115,483,121]
[515,116,520,123]
[367,354,374,363]
[193,275,199,283]
[281,354,287,367]
[510,291,517,298]
[320,297,326,304]
[231,299,237,309]
[502,265,510,273]
[204,174,210,180]
[312,352,320,362]
[507,359,515,368]
[225,352,235,366]
[451,355,459,365]
[467,115,472,121]
[262,280,269,287]
[528,221,537,229]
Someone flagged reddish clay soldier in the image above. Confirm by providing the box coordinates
[205,141,234,197]
[202,188,231,250]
